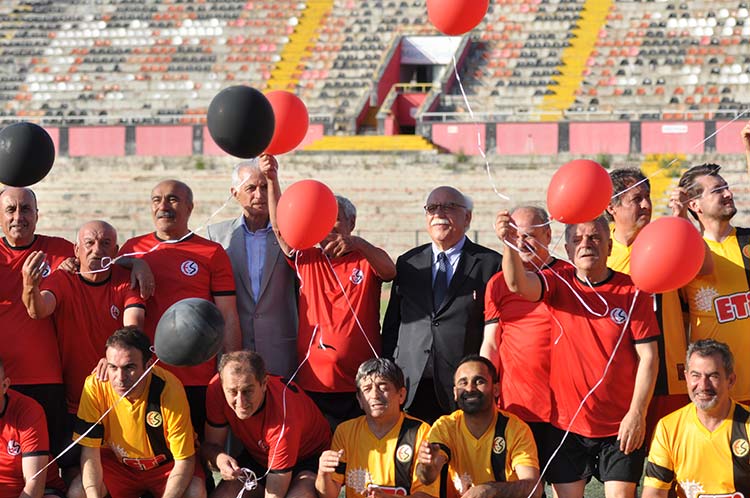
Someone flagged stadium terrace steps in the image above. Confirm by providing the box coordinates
[538,0,612,120]
[266,0,334,91]
[302,135,438,152]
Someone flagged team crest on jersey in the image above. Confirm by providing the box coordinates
[6,439,20,456]
[743,244,750,259]
[492,436,506,454]
[41,262,51,278]
[146,411,163,428]
[110,305,120,320]
[350,268,364,285]
[609,307,627,325]
[180,260,199,276]
[257,439,269,451]
[396,443,413,463]
[733,438,749,457]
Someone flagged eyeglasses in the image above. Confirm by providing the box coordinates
[424,202,466,215]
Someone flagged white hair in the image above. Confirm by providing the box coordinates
[335,195,356,221]
[231,159,261,188]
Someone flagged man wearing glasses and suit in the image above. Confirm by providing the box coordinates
[383,186,501,424]
[207,156,298,378]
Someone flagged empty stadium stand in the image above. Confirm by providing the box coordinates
[3,0,750,147]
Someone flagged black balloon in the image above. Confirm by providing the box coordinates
[154,298,225,367]
[207,85,275,159]
[0,122,55,187]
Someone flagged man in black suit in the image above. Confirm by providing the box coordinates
[383,186,501,423]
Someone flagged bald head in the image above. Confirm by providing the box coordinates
[76,220,118,275]
[510,206,552,266]
[0,187,39,246]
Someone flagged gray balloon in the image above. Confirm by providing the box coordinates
[155,298,225,367]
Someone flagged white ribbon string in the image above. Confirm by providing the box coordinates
[32,358,161,481]
[526,289,641,498]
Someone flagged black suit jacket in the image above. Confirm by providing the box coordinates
[382,238,501,413]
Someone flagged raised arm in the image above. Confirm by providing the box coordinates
[21,251,56,319]
[323,234,396,281]
[260,154,293,257]
[496,211,541,301]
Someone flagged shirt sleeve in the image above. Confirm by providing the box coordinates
[205,375,229,428]
[39,269,67,299]
[427,416,453,463]
[209,245,236,296]
[74,375,106,448]
[19,396,49,456]
[643,419,675,490]
[161,374,196,460]
[630,287,661,343]
[506,417,539,473]
[412,422,440,498]
[483,275,501,324]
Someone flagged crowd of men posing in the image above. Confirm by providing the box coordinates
[2,125,750,498]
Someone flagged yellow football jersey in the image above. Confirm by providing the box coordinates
[74,366,195,461]
[645,401,750,497]
[684,228,750,400]
[331,413,438,498]
[428,410,538,498]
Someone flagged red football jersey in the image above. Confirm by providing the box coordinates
[541,266,659,438]
[484,259,572,423]
[291,249,382,393]
[0,389,65,497]
[0,235,73,385]
[42,266,145,412]
[119,233,235,386]
[206,374,331,471]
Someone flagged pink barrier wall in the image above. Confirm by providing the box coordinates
[496,123,557,155]
[569,122,630,154]
[44,127,60,156]
[202,126,224,156]
[432,123,486,154]
[135,126,192,156]
[641,122,705,154]
[298,123,325,149]
[715,120,746,154]
[68,127,126,157]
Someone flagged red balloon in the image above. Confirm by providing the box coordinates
[264,91,309,155]
[629,217,704,293]
[546,159,612,224]
[427,0,489,35]
[277,180,338,250]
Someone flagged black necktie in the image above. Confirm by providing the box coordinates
[433,252,448,311]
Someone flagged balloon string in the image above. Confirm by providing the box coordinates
[31,358,161,481]
[320,249,380,358]
[450,53,510,202]
[525,289,640,498]
[234,324,319,497]
[502,222,610,318]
